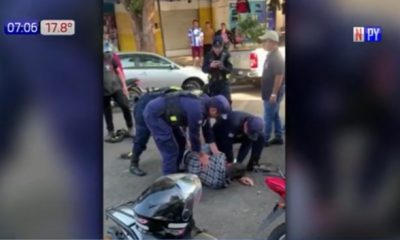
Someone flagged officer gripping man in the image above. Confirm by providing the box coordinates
[212,111,265,171]
[202,36,233,104]
[143,92,231,175]
[119,86,182,176]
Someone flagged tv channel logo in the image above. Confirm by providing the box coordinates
[353,26,382,42]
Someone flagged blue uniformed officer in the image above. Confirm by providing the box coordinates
[143,92,231,175]
[212,111,265,171]
[202,36,233,104]
[120,86,181,176]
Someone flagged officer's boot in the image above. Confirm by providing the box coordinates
[129,154,147,176]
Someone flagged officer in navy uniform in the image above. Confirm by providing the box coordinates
[202,36,233,104]
[119,86,181,176]
[143,92,231,175]
[212,110,265,171]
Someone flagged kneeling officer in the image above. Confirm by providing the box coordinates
[143,92,231,175]
[213,111,265,171]
[125,86,182,176]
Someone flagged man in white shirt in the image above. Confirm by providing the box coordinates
[188,19,204,67]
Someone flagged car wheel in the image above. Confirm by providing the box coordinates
[182,78,202,90]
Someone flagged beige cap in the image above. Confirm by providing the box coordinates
[259,30,279,42]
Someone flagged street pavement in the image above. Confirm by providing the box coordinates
[104,85,285,238]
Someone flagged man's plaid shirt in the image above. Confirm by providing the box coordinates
[184,150,231,189]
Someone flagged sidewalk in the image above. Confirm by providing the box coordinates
[169,43,261,67]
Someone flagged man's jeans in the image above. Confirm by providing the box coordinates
[263,86,285,142]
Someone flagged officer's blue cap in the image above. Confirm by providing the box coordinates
[247,116,264,141]
[213,36,224,48]
[209,95,231,119]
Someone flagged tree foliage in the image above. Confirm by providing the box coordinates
[128,0,144,15]
[236,15,266,43]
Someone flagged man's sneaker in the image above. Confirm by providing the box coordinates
[269,138,284,145]
[264,142,270,147]
[119,152,132,159]
[104,131,116,142]
[129,165,147,176]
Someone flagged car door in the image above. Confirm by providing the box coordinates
[135,54,184,89]
[119,54,147,82]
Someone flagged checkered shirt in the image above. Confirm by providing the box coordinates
[184,150,231,189]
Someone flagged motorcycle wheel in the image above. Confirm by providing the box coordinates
[267,223,286,240]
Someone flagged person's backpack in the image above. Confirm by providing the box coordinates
[163,90,204,126]
[103,59,121,96]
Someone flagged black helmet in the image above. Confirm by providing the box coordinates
[133,174,202,238]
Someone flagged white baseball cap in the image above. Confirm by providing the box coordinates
[259,30,279,42]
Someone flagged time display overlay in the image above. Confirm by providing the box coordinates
[4,21,40,35]
[40,20,75,36]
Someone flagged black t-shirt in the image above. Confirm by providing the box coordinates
[261,48,285,100]
[103,59,121,96]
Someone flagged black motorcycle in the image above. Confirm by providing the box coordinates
[105,174,217,240]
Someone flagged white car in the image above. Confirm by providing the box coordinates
[117,52,209,90]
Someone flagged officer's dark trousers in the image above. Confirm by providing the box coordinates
[104,90,133,132]
[132,99,151,158]
[235,134,265,164]
[143,99,186,175]
[208,80,232,104]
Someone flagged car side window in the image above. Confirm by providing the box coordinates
[137,55,170,68]
[119,55,137,69]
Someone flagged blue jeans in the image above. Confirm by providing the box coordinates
[264,86,285,142]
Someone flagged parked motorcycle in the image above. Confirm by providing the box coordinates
[257,169,286,240]
[105,174,217,240]
[126,78,144,108]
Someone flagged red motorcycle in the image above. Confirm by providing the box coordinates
[257,169,286,240]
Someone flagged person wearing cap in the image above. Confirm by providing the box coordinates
[103,43,133,142]
[259,30,285,147]
[212,111,265,171]
[143,92,231,175]
[119,86,182,177]
[202,36,233,104]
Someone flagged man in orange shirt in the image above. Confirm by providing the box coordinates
[203,21,214,57]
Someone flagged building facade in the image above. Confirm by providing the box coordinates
[106,0,285,57]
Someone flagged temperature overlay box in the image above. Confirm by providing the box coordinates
[40,19,75,36]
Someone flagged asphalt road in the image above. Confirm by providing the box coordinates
[104,85,285,239]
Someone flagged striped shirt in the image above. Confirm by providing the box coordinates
[188,27,204,47]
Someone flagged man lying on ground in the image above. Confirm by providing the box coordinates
[183,145,254,189]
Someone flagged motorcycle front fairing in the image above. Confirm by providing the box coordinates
[105,201,157,240]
